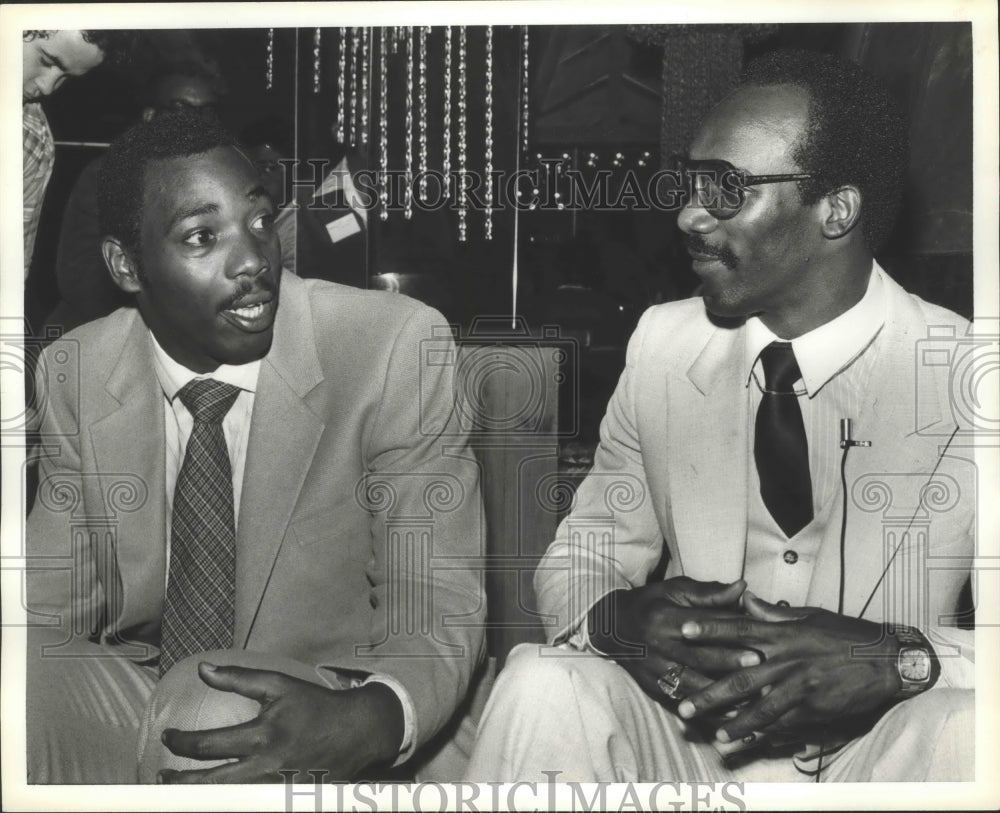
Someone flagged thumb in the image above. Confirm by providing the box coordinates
[682,578,747,608]
[741,590,808,622]
[197,662,285,703]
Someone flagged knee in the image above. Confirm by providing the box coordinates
[486,645,623,718]
[137,650,260,782]
[907,687,974,730]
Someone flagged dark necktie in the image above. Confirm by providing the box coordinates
[754,342,814,538]
[159,378,241,675]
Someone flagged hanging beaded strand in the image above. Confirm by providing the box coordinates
[266,28,275,90]
[443,26,452,197]
[457,25,468,242]
[360,27,370,146]
[313,28,322,94]
[521,26,530,156]
[336,27,347,144]
[484,25,494,240]
[379,27,389,221]
[418,26,429,202]
[404,26,414,220]
[349,27,361,147]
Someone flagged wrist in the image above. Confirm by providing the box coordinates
[587,589,633,657]
[354,682,405,765]
[888,625,940,701]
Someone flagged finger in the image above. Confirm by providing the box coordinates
[162,717,263,761]
[715,692,801,745]
[680,615,775,646]
[677,661,786,719]
[158,759,274,785]
[196,663,289,703]
[669,578,747,609]
[741,590,808,622]
[649,659,714,702]
[713,729,770,758]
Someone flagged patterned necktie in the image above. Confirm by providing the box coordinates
[754,341,814,538]
[159,378,241,675]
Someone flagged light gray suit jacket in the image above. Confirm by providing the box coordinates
[26,272,486,747]
[536,266,976,678]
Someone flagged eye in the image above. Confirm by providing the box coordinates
[182,228,215,247]
[251,212,275,232]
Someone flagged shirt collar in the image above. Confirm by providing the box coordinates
[149,330,261,402]
[744,262,886,397]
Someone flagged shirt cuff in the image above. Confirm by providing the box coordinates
[361,673,417,766]
[564,587,622,656]
[926,626,975,690]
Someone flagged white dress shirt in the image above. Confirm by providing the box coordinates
[149,333,416,761]
[742,265,886,606]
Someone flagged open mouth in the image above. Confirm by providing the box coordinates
[221,297,276,332]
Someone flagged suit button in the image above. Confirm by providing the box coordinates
[783,550,799,565]
[776,600,790,607]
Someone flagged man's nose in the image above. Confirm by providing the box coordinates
[227,231,271,279]
[36,71,61,98]
[676,200,719,235]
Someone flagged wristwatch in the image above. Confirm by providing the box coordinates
[893,626,940,698]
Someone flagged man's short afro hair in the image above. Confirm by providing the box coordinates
[98,110,242,252]
[741,49,909,252]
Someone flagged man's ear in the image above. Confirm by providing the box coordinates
[820,185,862,239]
[102,237,143,294]
[141,106,156,123]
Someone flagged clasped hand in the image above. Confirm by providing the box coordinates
[598,579,900,746]
[676,591,900,744]
[158,663,403,784]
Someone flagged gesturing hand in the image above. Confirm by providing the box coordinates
[588,577,762,705]
[158,663,404,784]
[676,591,900,745]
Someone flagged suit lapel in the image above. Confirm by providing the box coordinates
[89,314,167,641]
[664,322,749,583]
[234,274,326,644]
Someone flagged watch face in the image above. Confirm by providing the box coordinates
[899,647,931,682]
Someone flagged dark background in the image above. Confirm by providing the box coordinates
[26,22,974,448]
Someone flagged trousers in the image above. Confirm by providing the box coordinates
[465,644,974,782]
[26,634,490,783]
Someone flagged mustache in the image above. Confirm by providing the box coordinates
[685,235,738,269]
[220,275,278,311]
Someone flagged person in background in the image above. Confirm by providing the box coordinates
[46,57,226,335]
[23,29,138,280]
[241,120,372,287]
[240,116,300,274]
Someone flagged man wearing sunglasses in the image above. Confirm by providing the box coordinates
[468,49,975,783]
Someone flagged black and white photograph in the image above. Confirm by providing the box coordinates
[2,2,998,810]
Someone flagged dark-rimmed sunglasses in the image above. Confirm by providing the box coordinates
[667,154,815,219]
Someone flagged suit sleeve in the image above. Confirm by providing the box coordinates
[25,337,106,648]
[332,304,486,750]
[534,308,666,646]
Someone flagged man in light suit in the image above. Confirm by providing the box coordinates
[467,50,976,782]
[25,111,485,783]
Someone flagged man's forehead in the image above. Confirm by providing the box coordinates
[141,147,260,211]
[44,30,105,75]
[691,84,810,165]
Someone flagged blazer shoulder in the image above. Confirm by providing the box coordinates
[300,277,443,324]
[43,306,140,373]
[628,296,718,359]
[292,278,449,365]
